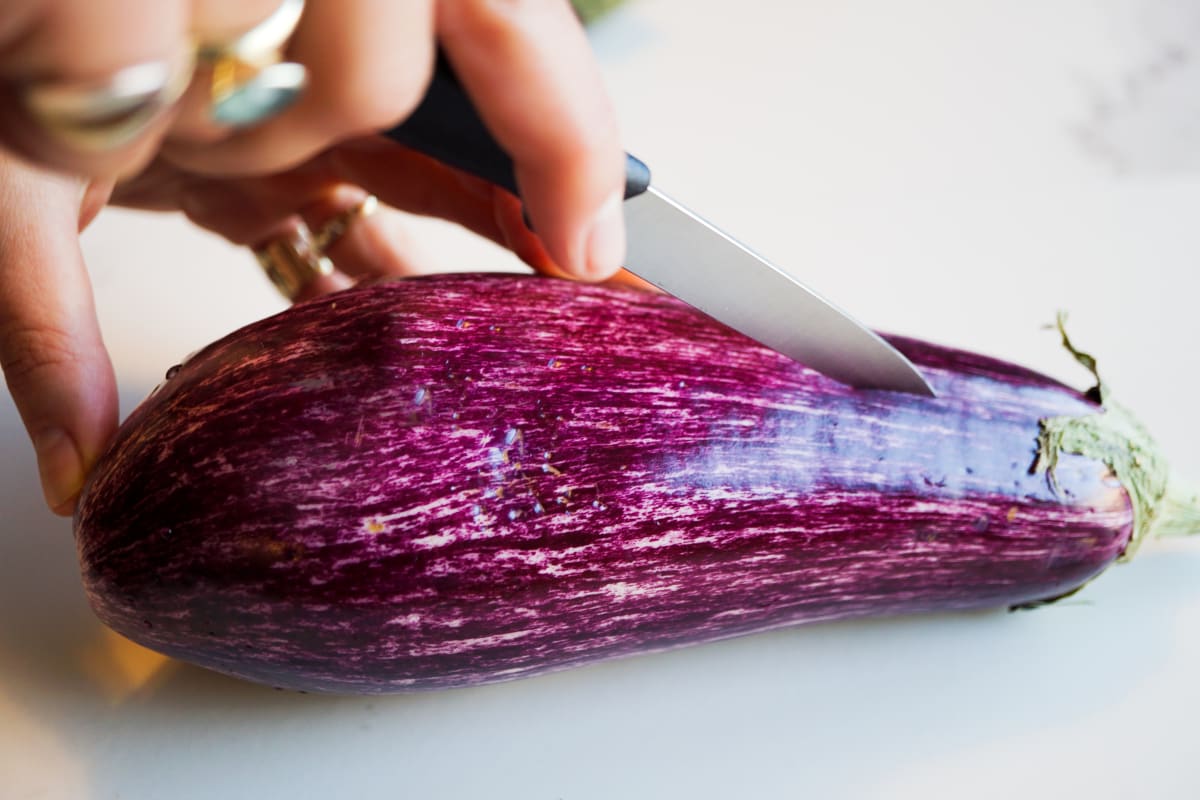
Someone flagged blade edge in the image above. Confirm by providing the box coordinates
[622,188,934,396]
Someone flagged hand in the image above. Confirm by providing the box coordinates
[0,136,593,516]
[0,0,626,279]
[0,0,628,516]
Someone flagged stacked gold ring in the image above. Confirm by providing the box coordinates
[255,195,379,301]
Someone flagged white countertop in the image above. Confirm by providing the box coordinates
[3,1,1200,797]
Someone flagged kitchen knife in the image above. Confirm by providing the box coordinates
[384,60,934,397]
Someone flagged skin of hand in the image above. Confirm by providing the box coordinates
[0,0,628,515]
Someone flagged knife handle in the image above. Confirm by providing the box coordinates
[383,56,651,202]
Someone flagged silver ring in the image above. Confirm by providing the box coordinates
[22,51,195,152]
[197,0,308,127]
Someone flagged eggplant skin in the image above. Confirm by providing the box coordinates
[75,274,1132,693]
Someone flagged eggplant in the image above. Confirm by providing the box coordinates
[73,274,1189,693]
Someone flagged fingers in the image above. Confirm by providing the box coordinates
[162,0,438,175]
[139,159,444,278]
[245,188,428,302]
[0,156,118,515]
[325,139,531,256]
[306,142,561,276]
[130,163,444,294]
[296,188,439,279]
[0,0,191,176]
[3,0,627,290]
[257,190,444,304]
[437,0,625,280]
[188,0,289,42]
[117,138,553,271]
[112,135,573,310]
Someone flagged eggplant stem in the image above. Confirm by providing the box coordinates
[1034,312,1200,560]
[571,0,627,23]
[1152,479,1200,540]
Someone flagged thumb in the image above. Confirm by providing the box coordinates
[0,156,118,515]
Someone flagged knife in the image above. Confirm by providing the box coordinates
[384,60,934,397]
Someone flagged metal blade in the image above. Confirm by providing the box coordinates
[623,187,935,396]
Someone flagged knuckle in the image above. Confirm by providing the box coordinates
[561,125,618,165]
[320,56,433,134]
[0,322,81,388]
[535,124,621,184]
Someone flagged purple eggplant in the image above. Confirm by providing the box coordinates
[73,274,1181,693]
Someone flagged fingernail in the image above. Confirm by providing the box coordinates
[33,428,86,514]
[585,192,626,279]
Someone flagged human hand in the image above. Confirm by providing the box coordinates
[0,0,626,279]
[0,0,628,515]
[0,133,606,516]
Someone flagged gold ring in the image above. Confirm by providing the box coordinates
[313,194,378,251]
[196,0,308,127]
[254,195,378,301]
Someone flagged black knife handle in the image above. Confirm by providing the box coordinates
[384,56,650,201]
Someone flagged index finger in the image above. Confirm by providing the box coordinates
[436,0,625,280]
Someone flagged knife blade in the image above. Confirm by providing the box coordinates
[384,59,934,396]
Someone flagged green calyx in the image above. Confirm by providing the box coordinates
[1033,313,1200,559]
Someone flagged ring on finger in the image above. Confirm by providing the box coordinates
[313,194,379,251]
[254,194,379,301]
[21,51,195,153]
[196,0,309,128]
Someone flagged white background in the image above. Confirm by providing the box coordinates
[3,1,1200,797]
